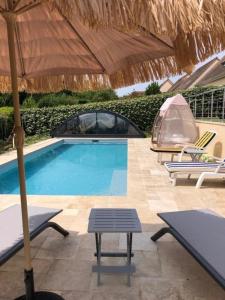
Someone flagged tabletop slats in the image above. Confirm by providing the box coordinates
[88,208,142,233]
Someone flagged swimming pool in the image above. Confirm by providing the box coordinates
[0,139,127,195]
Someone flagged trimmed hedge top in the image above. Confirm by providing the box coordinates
[21,93,170,136]
[0,85,223,140]
[20,85,224,136]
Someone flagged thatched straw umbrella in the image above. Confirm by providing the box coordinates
[0,1,225,299]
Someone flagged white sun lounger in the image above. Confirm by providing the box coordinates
[164,160,225,188]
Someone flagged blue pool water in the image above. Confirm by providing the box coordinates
[0,140,127,195]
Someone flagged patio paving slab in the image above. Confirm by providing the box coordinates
[0,138,225,299]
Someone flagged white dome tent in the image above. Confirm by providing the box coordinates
[152,94,198,147]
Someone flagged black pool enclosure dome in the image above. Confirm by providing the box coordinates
[52,110,144,138]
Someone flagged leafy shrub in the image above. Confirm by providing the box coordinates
[181,85,218,99]
[201,154,215,162]
[22,96,37,108]
[91,89,118,102]
[56,89,73,96]
[77,99,88,104]
[71,89,118,103]
[0,107,14,140]
[0,93,11,107]
[74,90,95,101]
[0,139,13,154]
[0,92,30,107]
[36,89,118,107]
[145,82,161,95]
[0,88,118,108]
[0,106,14,116]
[37,94,78,108]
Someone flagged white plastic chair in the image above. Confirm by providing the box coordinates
[178,130,217,162]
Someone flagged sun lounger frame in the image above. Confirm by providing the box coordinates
[165,160,225,187]
[0,205,69,266]
[151,210,225,289]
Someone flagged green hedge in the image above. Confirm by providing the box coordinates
[21,93,171,136]
[0,107,14,140]
[2,85,224,139]
[20,85,225,136]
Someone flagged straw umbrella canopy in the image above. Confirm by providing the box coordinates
[1,1,225,92]
[0,1,225,299]
[0,4,177,93]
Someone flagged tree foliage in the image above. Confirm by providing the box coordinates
[0,89,118,108]
[145,82,161,95]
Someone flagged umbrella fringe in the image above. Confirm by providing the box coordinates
[0,55,180,92]
[54,0,225,36]
[54,0,204,33]
[173,29,225,69]
[1,1,225,81]
[52,0,225,71]
[0,33,224,92]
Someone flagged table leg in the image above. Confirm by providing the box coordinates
[92,232,135,286]
[130,233,133,259]
[127,233,132,286]
[95,233,99,257]
[95,233,102,286]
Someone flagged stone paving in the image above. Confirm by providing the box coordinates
[0,138,225,299]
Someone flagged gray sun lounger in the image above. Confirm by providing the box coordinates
[0,204,69,266]
[151,210,225,289]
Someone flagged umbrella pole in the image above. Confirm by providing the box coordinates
[5,12,34,299]
[5,12,64,300]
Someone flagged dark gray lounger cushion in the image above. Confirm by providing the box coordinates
[159,210,225,287]
[0,204,61,265]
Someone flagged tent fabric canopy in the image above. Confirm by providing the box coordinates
[0,0,225,92]
[160,94,190,114]
[152,94,199,146]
